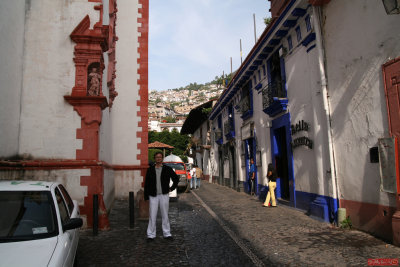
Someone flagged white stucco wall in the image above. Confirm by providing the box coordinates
[114,170,143,198]
[111,0,141,165]
[285,41,332,197]
[103,168,115,210]
[0,1,26,158]
[18,0,99,159]
[324,0,400,206]
[251,75,272,185]
[99,33,112,163]
[0,168,89,205]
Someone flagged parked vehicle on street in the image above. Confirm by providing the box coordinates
[0,180,83,267]
[163,154,189,196]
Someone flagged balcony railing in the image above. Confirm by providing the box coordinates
[262,80,288,117]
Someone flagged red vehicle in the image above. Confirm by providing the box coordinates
[163,154,188,193]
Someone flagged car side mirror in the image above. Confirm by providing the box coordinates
[63,218,83,231]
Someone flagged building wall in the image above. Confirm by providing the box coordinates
[252,72,272,186]
[208,0,399,241]
[0,0,25,158]
[324,0,400,207]
[0,0,149,229]
[99,2,112,164]
[18,0,98,159]
[210,119,219,179]
[111,0,141,166]
[103,168,115,211]
[285,43,331,197]
[114,169,146,198]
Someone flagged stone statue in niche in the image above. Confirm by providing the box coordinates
[87,67,101,96]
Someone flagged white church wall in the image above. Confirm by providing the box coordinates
[18,0,99,159]
[111,0,141,166]
[0,1,26,158]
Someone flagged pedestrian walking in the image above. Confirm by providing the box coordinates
[263,163,277,207]
[249,158,256,195]
[144,152,179,241]
[190,165,196,189]
[195,165,203,189]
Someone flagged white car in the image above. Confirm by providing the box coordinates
[0,181,83,267]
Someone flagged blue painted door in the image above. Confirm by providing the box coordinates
[270,113,295,204]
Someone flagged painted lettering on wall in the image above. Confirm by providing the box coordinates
[291,120,309,135]
[291,136,313,149]
[291,120,313,149]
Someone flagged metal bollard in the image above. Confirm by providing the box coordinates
[93,194,98,236]
[129,191,134,228]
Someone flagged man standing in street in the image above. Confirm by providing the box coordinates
[144,152,179,241]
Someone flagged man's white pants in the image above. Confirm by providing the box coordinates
[147,194,171,238]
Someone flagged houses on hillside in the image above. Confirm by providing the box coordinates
[185,0,400,244]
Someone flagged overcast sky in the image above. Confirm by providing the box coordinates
[149,0,271,91]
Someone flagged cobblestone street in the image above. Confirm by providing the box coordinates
[77,182,400,266]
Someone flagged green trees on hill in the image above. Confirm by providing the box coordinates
[211,73,234,88]
[148,129,189,163]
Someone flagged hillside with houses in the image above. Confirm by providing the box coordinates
[148,76,231,132]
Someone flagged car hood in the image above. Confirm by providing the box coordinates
[0,236,58,267]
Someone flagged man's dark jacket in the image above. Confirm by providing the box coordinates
[144,164,179,200]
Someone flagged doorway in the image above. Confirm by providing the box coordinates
[382,57,400,196]
[270,113,294,203]
[229,145,237,189]
[274,126,290,199]
[244,138,257,194]
[218,150,224,185]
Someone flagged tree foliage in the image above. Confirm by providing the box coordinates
[148,130,190,162]
[163,116,176,123]
[211,73,234,88]
[264,17,272,26]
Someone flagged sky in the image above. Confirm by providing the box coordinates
[149,0,271,91]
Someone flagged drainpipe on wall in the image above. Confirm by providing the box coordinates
[312,6,340,220]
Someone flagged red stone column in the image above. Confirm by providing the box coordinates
[64,5,110,229]
[137,0,150,219]
[138,0,149,180]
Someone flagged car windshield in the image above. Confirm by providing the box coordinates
[0,191,58,242]
[163,163,185,170]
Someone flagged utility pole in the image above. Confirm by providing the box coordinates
[230,57,232,75]
[253,13,257,44]
[240,39,243,65]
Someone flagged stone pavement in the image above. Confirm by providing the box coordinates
[194,182,400,266]
[77,181,400,266]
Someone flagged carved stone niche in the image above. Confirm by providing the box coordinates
[87,62,102,96]
[69,13,108,97]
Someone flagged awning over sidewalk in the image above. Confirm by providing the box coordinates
[148,141,174,157]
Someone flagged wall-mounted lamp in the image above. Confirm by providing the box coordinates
[279,46,287,57]
[382,0,400,14]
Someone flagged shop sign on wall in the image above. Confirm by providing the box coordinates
[291,120,313,149]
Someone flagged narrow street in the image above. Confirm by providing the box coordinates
[77,182,400,266]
